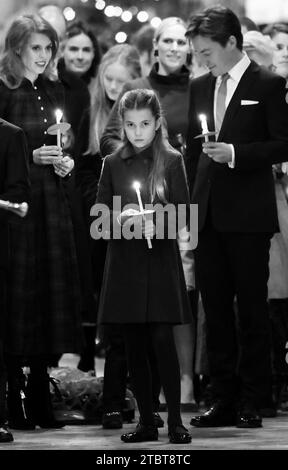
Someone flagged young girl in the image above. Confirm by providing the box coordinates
[95,89,192,444]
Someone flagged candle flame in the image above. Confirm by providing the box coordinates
[133,181,141,190]
[55,109,63,124]
[199,114,206,122]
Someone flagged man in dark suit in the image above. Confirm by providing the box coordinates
[185,6,288,428]
[0,119,30,442]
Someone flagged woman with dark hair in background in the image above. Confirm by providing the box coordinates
[0,14,83,430]
[61,20,101,92]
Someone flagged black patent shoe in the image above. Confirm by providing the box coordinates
[153,412,164,428]
[190,402,236,427]
[121,423,158,443]
[236,404,262,428]
[102,411,123,429]
[168,425,192,444]
[0,426,14,443]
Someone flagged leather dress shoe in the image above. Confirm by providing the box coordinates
[236,404,262,428]
[102,411,123,429]
[168,425,192,444]
[121,423,158,443]
[0,426,14,443]
[190,402,236,427]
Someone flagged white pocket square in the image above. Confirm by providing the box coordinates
[241,100,259,105]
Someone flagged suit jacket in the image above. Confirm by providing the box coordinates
[0,118,30,270]
[185,61,288,232]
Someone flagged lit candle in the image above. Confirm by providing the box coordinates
[133,181,152,249]
[199,114,209,142]
[55,109,63,148]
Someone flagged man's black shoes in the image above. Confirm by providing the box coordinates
[237,403,262,428]
[190,402,237,427]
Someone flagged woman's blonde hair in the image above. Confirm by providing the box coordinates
[87,43,141,155]
[154,17,187,43]
[0,14,59,89]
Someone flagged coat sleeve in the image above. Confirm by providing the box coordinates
[0,127,30,223]
[234,76,288,171]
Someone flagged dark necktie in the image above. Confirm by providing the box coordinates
[216,73,229,136]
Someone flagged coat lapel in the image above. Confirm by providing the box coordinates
[218,61,259,141]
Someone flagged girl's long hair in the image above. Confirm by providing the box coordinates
[119,88,179,204]
[87,44,141,155]
[0,14,59,89]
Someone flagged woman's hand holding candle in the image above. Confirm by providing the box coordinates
[33,145,62,165]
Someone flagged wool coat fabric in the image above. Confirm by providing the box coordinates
[0,76,83,357]
[95,144,192,325]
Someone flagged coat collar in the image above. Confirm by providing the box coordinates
[119,143,154,161]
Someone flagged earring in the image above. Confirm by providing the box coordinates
[154,50,158,57]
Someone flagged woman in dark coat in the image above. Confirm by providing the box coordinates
[95,89,192,444]
[0,14,83,429]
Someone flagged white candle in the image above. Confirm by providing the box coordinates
[55,109,63,148]
[199,114,209,142]
[133,181,152,249]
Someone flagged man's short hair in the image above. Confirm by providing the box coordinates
[186,5,243,51]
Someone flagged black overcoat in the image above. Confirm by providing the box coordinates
[95,144,192,324]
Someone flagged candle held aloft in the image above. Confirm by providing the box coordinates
[199,114,209,142]
[133,181,152,249]
[55,109,63,148]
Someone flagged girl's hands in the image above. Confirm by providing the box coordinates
[118,208,155,238]
[118,208,142,226]
[53,156,74,178]
[33,145,62,165]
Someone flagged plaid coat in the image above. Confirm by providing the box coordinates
[0,77,83,357]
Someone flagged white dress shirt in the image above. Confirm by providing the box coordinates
[213,53,251,168]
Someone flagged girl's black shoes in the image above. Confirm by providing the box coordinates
[121,423,158,443]
[168,425,192,444]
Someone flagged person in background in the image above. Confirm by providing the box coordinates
[0,119,30,443]
[95,88,192,444]
[62,20,101,93]
[185,5,288,429]
[131,24,156,76]
[100,17,197,409]
[0,14,83,430]
[263,22,288,410]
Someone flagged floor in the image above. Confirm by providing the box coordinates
[1,412,288,451]
[1,354,288,452]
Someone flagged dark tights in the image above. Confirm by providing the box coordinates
[123,323,182,428]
